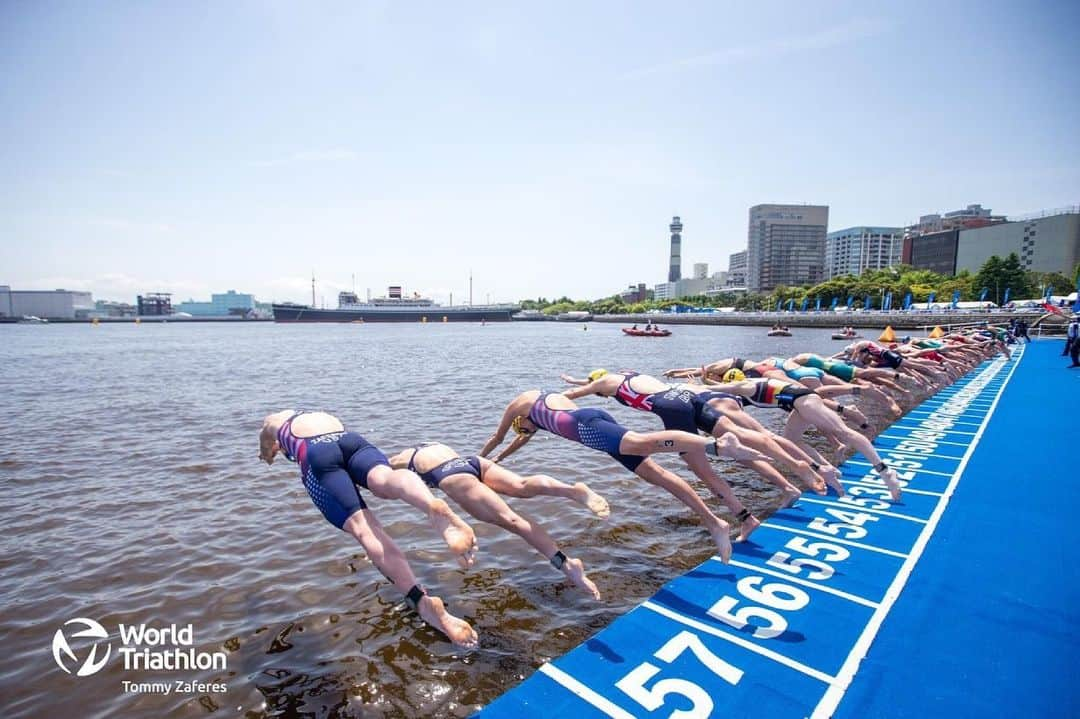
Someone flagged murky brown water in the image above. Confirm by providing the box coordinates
[0,322,897,718]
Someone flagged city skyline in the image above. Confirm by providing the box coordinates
[2,2,1078,305]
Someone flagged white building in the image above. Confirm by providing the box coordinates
[825,226,903,278]
[956,209,1080,274]
[727,250,747,287]
[0,286,95,319]
[747,204,828,292]
[693,263,709,279]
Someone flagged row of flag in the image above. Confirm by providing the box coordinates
[771,281,1080,312]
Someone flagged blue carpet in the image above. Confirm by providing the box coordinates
[478,341,1078,718]
[835,339,1079,718]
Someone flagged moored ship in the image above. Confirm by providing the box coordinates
[272,288,516,323]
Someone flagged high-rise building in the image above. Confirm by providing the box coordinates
[825,226,903,278]
[693,262,708,279]
[668,216,683,282]
[746,204,828,292]
[726,250,747,287]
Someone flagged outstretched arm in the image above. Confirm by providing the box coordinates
[560,373,589,386]
[494,433,532,463]
[480,402,519,458]
[563,380,604,400]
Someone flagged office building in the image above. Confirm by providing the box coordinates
[902,230,959,275]
[668,216,683,282]
[908,204,1006,235]
[692,263,708,279]
[618,283,651,304]
[825,226,903,278]
[746,204,828,292]
[726,250,747,288]
[955,209,1080,274]
[0,286,94,319]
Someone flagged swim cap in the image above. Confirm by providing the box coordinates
[587,369,608,382]
[511,416,534,437]
[722,369,746,383]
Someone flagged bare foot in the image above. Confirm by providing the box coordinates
[428,499,478,569]
[709,521,733,563]
[781,485,802,508]
[562,556,601,600]
[795,462,825,494]
[713,434,772,463]
[880,467,903,502]
[820,465,845,497]
[573,482,610,519]
[832,443,848,466]
[417,595,479,651]
[737,513,761,542]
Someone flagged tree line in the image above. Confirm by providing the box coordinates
[518,254,1079,315]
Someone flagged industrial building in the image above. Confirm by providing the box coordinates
[0,286,95,319]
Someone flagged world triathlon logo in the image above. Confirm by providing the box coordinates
[52,618,112,677]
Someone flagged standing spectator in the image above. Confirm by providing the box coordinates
[1065,316,1079,358]
[1067,316,1080,367]
[1015,319,1031,343]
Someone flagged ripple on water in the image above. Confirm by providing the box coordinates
[0,322,942,718]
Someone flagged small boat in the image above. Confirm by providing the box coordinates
[623,327,671,337]
[767,329,791,337]
[831,330,861,340]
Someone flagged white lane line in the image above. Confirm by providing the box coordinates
[841,479,944,497]
[843,460,954,478]
[761,522,908,558]
[811,347,1023,719]
[723,558,880,608]
[641,601,837,685]
[877,434,971,447]
[877,449,965,461]
[901,412,984,426]
[796,497,928,523]
[537,664,636,719]
[888,426,978,436]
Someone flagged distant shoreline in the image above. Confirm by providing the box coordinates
[594,310,1057,332]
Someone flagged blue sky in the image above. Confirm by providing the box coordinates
[2,1,1078,305]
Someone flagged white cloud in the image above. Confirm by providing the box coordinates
[252,148,358,168]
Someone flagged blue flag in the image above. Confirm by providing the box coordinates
[800,297,808,312]
[815,296,822,312]
[927,291,936,309]
[951,289,960,308]
[846,295,854,310]
[1074,278,1080,313]
[903,292,912,310]
[883,292,893,311]
[864,294,873,310]
[1003,287,1011,305]
[776,299,782,312]
[979,287,989,302]
[787,298,795,312]
[830,297,839,310]
[1045,285,1054,301]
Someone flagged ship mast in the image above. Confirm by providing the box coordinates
[311,272,316,306]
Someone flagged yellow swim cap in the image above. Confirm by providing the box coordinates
[587,368,608,382]
[722,368,746,383]
[511,416,533,437]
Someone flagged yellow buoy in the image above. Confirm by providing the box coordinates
[442,316,447,322]
[929,325,945,338]
[91,318,100,326]
[134,318,141,325]
[421,316,427,323]
[878,325,897,342]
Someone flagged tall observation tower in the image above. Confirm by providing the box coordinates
[668,216,683,282]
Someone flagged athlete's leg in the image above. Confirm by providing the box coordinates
[365,465,478,568]
[439,474,600,599]
[634,458,733,563]
[477,458,609,518]
[341,509,478,650]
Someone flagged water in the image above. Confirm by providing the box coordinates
[0,321,873,718]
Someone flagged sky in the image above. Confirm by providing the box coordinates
[2,0,1078,305]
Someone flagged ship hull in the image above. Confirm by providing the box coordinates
[272,305,514,323]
